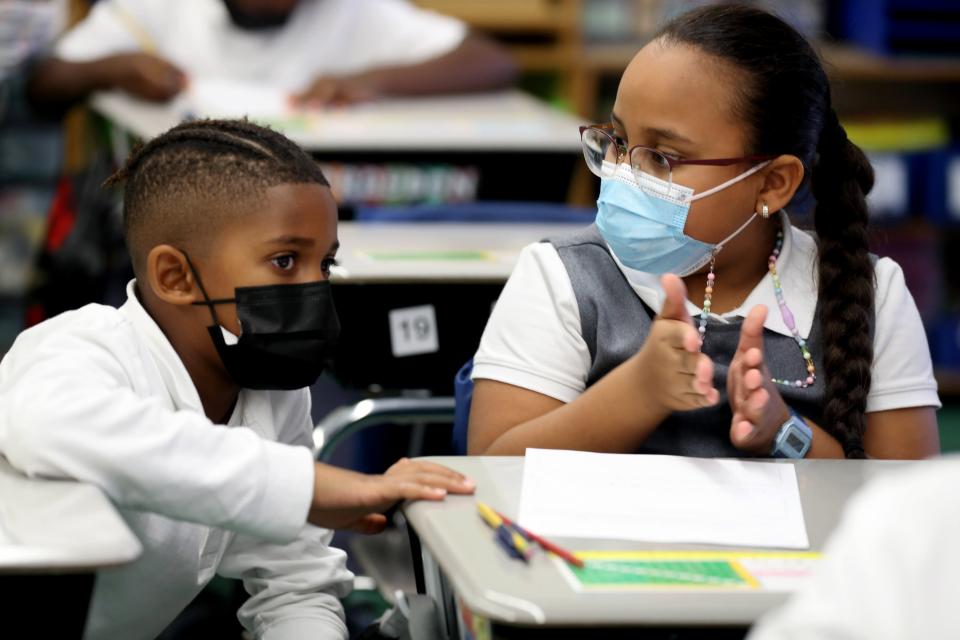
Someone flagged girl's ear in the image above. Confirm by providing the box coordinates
[145,245,202,306]
[755,154,805,215]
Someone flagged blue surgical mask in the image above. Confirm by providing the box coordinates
[596,161,770,276]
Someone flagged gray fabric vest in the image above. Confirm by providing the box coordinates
[546,225,829,458]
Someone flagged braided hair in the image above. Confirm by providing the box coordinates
[104,118,330,276]
[658,5,876,458]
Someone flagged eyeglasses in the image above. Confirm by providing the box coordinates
[579,123,775,188]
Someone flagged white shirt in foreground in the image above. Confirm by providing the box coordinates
[749,457,960,639]
[0,281,352,640]
[55,0,467,91]
[473,214,940,413]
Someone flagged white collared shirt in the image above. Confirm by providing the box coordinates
[54,0,466,91]
[0,281,352,640]
[472,214,940,413]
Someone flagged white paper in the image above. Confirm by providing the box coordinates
[518,449,809,549]
[183,77,292,119]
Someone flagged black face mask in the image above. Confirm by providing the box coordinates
[187,257,340,390]
[223,0,296,31]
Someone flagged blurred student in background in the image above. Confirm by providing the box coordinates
[27,0,518,111]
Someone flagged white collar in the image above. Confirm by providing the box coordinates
[611,211,819,339]
[117,280,267,428]
[118,279,206,413]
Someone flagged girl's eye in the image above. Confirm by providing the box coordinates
[321,257,339,275]
[271,254,296,271]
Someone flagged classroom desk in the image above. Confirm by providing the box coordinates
[91,90,586,210]
[402,456,916,639]
[329,221,585,392]
[0,456,141,636]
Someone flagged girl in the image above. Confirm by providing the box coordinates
[468,5,940,460]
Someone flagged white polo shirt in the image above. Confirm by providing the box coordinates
[473,213,941,413]
[54,0,467,91]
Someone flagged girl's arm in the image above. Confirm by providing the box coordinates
[864,407,940,459]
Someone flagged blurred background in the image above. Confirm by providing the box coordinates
[2,0,959,637]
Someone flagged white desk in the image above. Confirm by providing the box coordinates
[0,456,141,637]
[91,89,583,152]
[92,89,587,209]
[331,221,583,283]
[403,456,916,638]
[329,221,584,391]
[0,457,141,572]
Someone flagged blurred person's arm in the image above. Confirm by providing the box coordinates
[27,53,185,113]
[292,32,517,107]
[26,0,184,114]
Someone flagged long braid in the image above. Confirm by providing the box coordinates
[659,5,877,458]
[812,109,875,458]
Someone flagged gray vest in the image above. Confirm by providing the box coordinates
[546,225,828,458]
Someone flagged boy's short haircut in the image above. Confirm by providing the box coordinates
[104,118,331,277]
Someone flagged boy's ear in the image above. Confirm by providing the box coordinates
[756,154,805,215]
[145,245,201,306]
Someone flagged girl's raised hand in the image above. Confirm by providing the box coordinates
[632,274,719,417]
[727,304,791,453]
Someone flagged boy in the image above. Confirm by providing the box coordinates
[0,118,474,640]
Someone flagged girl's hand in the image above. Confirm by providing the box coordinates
[632,274,719,418]
[308,458,475,534]
[727,305,790,453]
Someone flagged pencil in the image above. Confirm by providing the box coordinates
[111,4,159,54]
[493,508,584,568]
[477,502,531,560]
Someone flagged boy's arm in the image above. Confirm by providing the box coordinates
[216,390,351,640]
[218,526,352,640]
[0,331,314,544]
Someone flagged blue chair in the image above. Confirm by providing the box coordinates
[354,200,596,224]
[314,359,474,461]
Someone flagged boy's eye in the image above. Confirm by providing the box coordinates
[271,254,296,271]
[321,257,339,274]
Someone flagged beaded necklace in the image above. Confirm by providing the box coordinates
[697,226,816,389]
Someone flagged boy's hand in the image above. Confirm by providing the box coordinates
[308,458,475,534]
[727,304,790,453]
[101,53,186,102]
[291,74,380,108]
[631,274,719,418]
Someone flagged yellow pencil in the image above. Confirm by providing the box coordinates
[477,502,530,556]
[111,3,158,54]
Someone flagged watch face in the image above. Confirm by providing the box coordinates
[786,432,805,449]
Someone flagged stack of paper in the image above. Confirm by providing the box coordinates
[517,449,809,549]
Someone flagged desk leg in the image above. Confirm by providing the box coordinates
[420,545,462,640]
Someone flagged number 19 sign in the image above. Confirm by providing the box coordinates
[388,305,439,358]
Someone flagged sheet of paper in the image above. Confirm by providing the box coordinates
[183,77,293,119]
[517,449,809,549]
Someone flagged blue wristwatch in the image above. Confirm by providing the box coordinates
[770,409,812,458]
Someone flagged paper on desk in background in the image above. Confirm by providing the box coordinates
[518,449,809,549]
[182,78,296,120]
